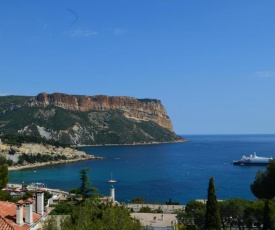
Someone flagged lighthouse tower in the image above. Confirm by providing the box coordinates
[110,185,115,201]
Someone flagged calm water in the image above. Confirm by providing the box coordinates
[8,134,275,204]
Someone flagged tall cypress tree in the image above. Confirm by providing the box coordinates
[204,177,221,230]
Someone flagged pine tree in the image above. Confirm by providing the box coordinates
[70,168,97,199]
[204,177,221,230]
[250,160,275,229]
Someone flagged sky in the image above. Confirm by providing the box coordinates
[1,1,275,135]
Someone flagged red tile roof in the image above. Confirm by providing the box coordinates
[0,215,14,230]
[0,201,44,230]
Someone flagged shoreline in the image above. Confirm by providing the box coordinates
[8,155,104,171]
[73,139,188,148]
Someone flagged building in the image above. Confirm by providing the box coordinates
[127,203,185,213]
[0,190,51,230]
[131,213,178,230]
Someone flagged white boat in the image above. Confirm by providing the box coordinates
[233,152,273,166]
[108,172,116,183]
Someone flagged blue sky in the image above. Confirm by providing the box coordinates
[1,1,275,135]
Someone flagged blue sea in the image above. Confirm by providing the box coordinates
[8,134,275,205]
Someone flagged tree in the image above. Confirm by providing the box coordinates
[49,201,74,215]
[60,199,143,230]
[0,155,8,189]
[250,160,275,230]
[219,198,250,229]
[42,216,59,230]
[139,206,153,213]
[204,177,221,230]
[243,201,264,229]
[166,198,180,205]
[131,197,147,204]
[184,200,206,229]
[70,168,97,199]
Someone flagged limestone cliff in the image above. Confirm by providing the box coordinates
[0,93,185,145]
[27,93,173,131]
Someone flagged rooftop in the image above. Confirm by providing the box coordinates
[0,200,46,230]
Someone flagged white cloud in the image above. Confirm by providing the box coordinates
[255,71,275,78]
[67,29,98,37]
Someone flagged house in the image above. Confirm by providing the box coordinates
[0,190,51,230]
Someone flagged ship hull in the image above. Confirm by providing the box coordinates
[233,161,269,166]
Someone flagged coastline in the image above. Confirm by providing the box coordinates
[6,140,187,171]
[8,155,104,171]
[73,139,188,148]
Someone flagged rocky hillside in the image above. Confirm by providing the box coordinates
[0,142,98,170]
[0,93,185,145]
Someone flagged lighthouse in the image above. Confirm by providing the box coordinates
[110,185,115,201]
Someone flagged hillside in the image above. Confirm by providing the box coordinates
[0,93,185,145]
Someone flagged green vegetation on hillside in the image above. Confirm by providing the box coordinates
[0,95,184,145]
[17,153,67,165]
[0,133,69,147]
[0,95,31,104]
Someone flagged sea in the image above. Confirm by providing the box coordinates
[8,134,275,205]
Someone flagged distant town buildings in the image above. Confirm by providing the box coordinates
[2,183,182,230]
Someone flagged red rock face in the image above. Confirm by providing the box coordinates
[28,93,174,131]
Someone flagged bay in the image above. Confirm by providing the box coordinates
[8,134,275,205]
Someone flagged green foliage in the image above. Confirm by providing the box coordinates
[243,201,264,229]
[50,201,75,215]
[1,133,69,148]
[70,168,97,199]
[250,160,275,229]
[219,198,251,229]
[184,200,206,229]
[17,153,67,165]
[131,197,147,204]
[139,206,153,213]
[0,95,31,104]
[251,160,275,200]
[166,198,180,205]
[42,216,59,230]
[139,206,163,213]
[0,155,8,189]
[60,200,143,230]
[137,99,159,103]
[0,190,12,201]
[204,177,221,230]
[6,159,13,166]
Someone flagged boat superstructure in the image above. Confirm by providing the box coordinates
[233,152,273,166]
